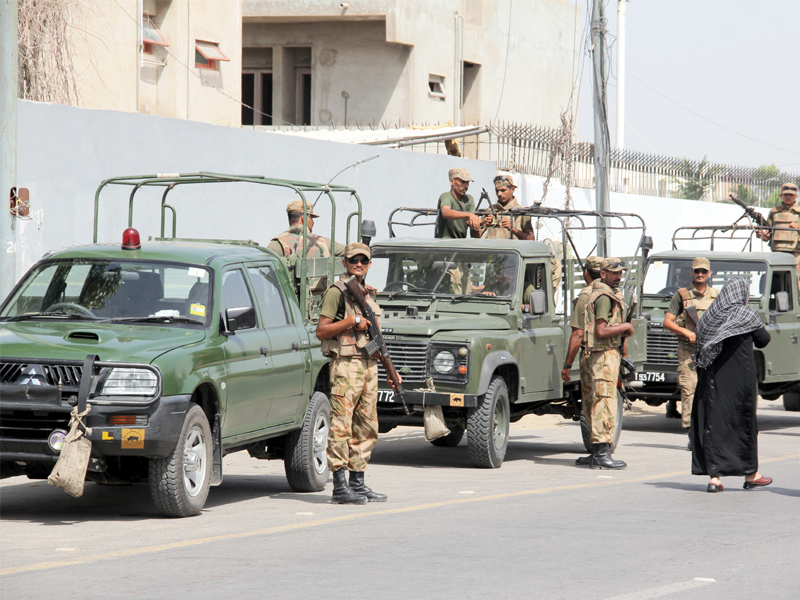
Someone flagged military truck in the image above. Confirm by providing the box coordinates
[0,173,366,517]
[629,223,800,412]
[369,205,650,468]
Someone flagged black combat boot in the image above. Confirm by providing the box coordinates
[331,468,367,505]
[590,443,627,470]
[575,445,593,466]
[665,400,681,419]
[349,471,388,502]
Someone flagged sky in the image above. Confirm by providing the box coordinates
[569,0,800,173]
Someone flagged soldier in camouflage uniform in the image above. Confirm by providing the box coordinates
[582,258,634,469]
[663,257,718,449]
[757,182,800,280]
[316,242,388,504]
[558,256,604,466]
[267,199,346,259]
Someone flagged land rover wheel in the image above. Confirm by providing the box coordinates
[149,404,211,518]
[467,377,509,468]
[430,425,465,447]
[284,391,331,492]
[580,388,624,453]
[783,392,800,412]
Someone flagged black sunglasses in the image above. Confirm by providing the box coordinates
[347,256,370,265]
[693,268,709,274]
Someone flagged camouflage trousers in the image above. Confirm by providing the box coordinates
[580,348,621,444]
[327,356,379,472]
[676,341,697,430]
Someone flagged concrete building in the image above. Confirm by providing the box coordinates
[70,0,242,126]
[242,0,581,127]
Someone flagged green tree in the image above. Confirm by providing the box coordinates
[673,156,721,200]
[733,184,754,203]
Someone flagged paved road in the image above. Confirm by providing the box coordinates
[2,400,798,600]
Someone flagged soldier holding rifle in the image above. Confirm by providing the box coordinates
[756,183,800,278]
[481,174,534,240]
[316,243,398,504]
[663,257,718,449]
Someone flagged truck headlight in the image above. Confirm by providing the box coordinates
[99,368,158,396]
[433,350,456,373]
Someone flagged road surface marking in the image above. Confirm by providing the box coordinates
[604,578,716,599]
[1,454,796,577]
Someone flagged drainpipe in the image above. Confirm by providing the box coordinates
[454,13,464,126]
[1,0,18,298]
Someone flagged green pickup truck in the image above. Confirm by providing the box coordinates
[0,173,364,517]
[368,206,650,467]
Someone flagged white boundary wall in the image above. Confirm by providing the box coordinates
[8,100,771,285]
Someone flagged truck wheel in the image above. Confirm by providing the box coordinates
[149,404,211,518]
[467,377,509,468]
[784,392,800,412]
[430,425,465,447]
[284,391,331,492]
[580,389,625,453]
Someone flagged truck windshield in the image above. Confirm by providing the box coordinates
[0,259,212,325]
[644,258,768,299]
[370,249,519,297]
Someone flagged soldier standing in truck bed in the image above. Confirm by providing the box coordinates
[268,200,346,258]
[435,167,482,238]
[757,182,800,279]
[662,257,719,450]
[315,243,388,505]
[582,258,634,470]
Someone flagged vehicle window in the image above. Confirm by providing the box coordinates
[221,269,256,329]
[248,265,290,327]
[370,249,519,297]
[644,258,767,300]
[0,259,212,324]
[769,271,794,311]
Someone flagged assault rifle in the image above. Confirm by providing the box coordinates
[618,297,638,409]
[343,277,409,415]
[729,194,769,228]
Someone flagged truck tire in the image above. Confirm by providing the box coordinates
[430,425,465,447]
[149,404,211,518]
[467,377,509,468]
[284,391,331,492]
[580,389,625,453]
[783,392,800,412]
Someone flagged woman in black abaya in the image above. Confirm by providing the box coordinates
[691,276,772,493]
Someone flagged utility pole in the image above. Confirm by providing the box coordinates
[591,0,611,256]
[616,0,627,151]
[1,0,18,299]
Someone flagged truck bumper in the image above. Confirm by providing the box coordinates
[377,389,478,408]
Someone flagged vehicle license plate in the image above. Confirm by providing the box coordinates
[635,372,666,382]
[377,390,396,403]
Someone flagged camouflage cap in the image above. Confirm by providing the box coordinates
[584,256,605,270]
[692,257,711,270]
[448,167,473,182]
[602,257,628,272]
[344,242,371,259]
[286,200,320,218]
[493,173,516,189]
[781,182,798,195]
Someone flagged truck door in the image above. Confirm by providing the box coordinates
[247,264,309,428]
[764,270,800,376]
[219,267,274,438]
[521,261,563,395]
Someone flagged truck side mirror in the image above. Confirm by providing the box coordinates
[775,291,789,313]
[224,306,256,334]
[529,289,547,315]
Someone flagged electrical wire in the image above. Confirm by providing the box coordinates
[112,0,292,125]
[493,0,514,123]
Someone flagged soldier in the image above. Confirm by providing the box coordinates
[663,257,719,449]
[316,243,388,505]
[267,200,346,258]
[435,167,482,238]
[582,258,634,470]
[558,256,604,466]
[757,182,800,279]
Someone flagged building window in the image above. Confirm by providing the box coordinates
[295,68,311,125]
[428,75,446,100]
[195,40,230,70]
[142,14,168,55]
[242,71,273,126]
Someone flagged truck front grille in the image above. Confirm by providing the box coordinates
[377,341,428,384]
[646,328,679,366]
[0,410,71,443]
[0,361,83,386]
